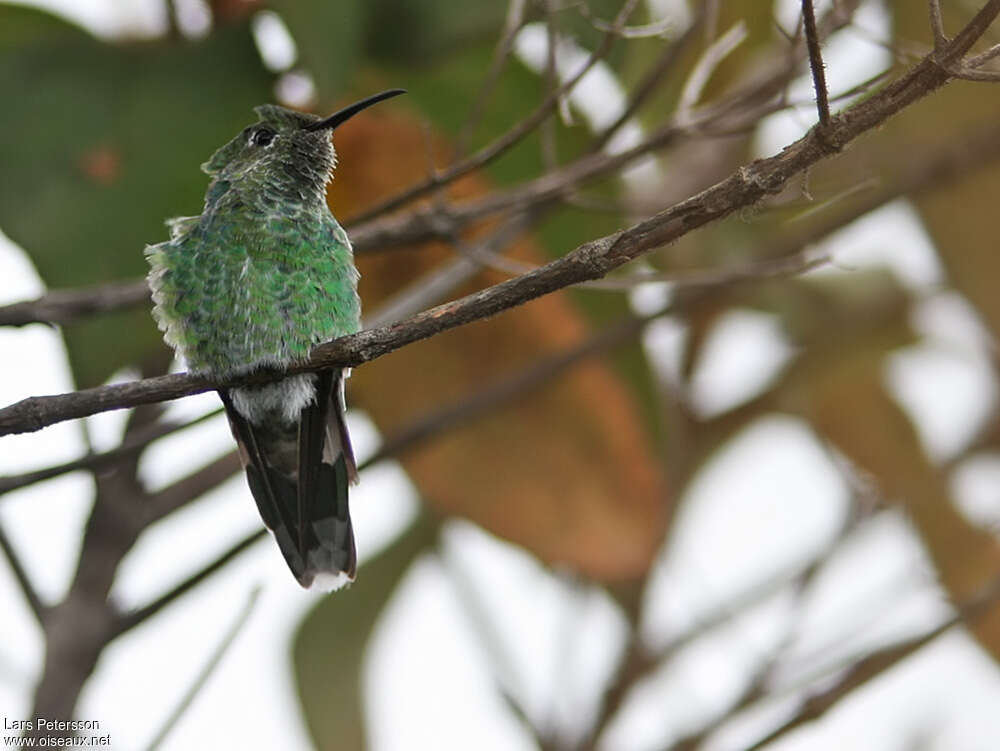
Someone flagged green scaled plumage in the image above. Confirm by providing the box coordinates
[147,105,360,379]
[145,91,404,590]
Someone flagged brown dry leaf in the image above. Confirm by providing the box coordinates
[329,109,667,581]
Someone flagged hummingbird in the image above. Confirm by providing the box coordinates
[145,89,405,591]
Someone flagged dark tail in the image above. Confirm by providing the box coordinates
[221,370,358,590]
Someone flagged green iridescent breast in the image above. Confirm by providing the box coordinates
[147,209,360,376]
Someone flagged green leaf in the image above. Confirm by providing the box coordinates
[361,0,507,64]
[268,0,365,101]
[0,6,274,386]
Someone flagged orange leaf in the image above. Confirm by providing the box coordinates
[330,110,667,581]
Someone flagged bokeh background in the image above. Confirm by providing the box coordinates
[2,0,1000,749]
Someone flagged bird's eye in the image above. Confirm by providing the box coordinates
[250,128,277,147]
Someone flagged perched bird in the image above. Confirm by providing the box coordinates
[146,90,405,590]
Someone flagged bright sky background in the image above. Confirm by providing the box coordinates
[2,1,1000,749]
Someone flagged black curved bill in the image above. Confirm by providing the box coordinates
[304,89,407,132]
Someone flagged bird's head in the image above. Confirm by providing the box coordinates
[201,89,406,209]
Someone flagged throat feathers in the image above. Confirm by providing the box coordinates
[146,89,406,590]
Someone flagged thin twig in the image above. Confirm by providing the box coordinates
[741,575,1000,751]
[142,587,261,751]
[344,0,642,226]
[0,408,223,496]
[144,451,242,522]
[115,532,265,635]
[446,217,830,287]
[588,13,703,152]
[437,543,535,730]
[802,0,832,127]
[0,280,151,327]
[367,212,533,330]
[540,0,560,170]
[676,21,749,123]
[0,520,46,623]
[929,0,948,52]
[456,0,529,154]
[965,40,1000,68]
[940,65,1000,81]
[590,16,675,39]
[582,246,829,290]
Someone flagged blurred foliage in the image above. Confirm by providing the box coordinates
[0,5,274,386]
[1,3,669,740]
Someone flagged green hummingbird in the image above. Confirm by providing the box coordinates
[145,89,405,590]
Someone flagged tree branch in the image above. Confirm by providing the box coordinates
[144,451,243,523]
[456,0,529,154]
[2,2,1000,437]
[0,280,151,327]
[115,533,264,635]
[802,0,832,127]
[141,587,260,751]
[0,520,46,624]
[0,408,222,496]
[741,575,1000,751]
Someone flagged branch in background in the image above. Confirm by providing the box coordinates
[0,520,46,624]
[929,0,949,51]
[584,488,877,749]
[27,404,154,735]
[457,0,530,154]
[0,280,151,327]
[676,21,749,123]
[0,408,222,496]
[539,0,560,171]
[5,4,1000,437]
[144,451,242,523]
[588,12,702,152]
[141,587,260,751]
[344,0,643,226]
[359,3,857,255]
[741,575,1000,751]
[115,534,265,636]
[437,542,538,732]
